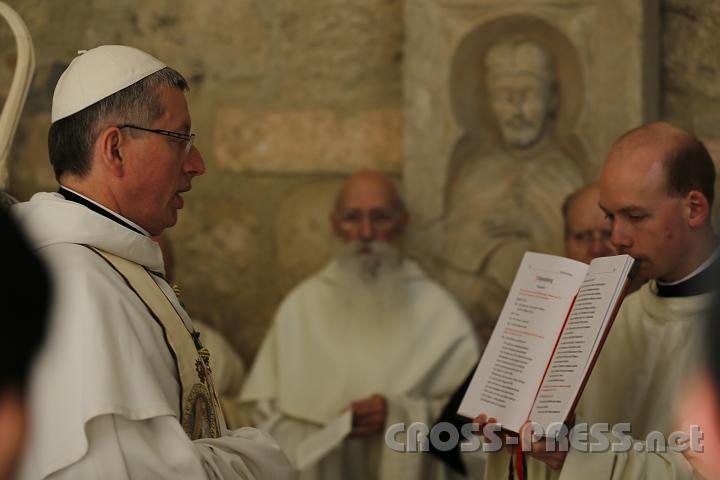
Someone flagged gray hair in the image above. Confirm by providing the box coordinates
[48,67,188,180]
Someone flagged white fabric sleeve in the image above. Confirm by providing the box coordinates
[47,414,294,480]
[558,432,695,480]
[379,394,465,480]
[483,432,696,480]
[251,399,284,431]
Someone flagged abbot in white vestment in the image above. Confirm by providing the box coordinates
[12,192,293,480]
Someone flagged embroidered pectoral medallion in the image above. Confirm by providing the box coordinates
[183,370,219,439]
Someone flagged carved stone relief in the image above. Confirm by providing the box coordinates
[444,19,585,333]
[403,0,659,340]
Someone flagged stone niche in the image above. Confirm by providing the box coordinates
[403,0,659,341]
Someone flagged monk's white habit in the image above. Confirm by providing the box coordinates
[484,281,712,479]
[12,192,293,479]
[240,259,480,479]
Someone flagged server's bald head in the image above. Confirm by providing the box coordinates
[599,122,716,282]
[606,122,715,206]
[331,171,408,244]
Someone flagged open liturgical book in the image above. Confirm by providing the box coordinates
[458,252,636,434]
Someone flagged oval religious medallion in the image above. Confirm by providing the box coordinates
[182,382,220,440]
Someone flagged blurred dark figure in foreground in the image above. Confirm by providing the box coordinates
[0,203,50,480]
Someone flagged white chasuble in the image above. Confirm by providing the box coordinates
[12,192,293,479]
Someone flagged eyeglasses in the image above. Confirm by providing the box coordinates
[567,229,612,244]
[118,124,195,153]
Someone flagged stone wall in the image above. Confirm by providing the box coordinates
[662,0,720,167]
[1,0,720,364]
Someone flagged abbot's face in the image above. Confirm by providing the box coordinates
[121,86,206,235]
[488,74,551,149]
[599,149,690,282]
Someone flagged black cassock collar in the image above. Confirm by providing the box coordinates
[58,186,146,236]
[655,251,720,298]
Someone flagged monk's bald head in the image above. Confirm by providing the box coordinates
[331,171,408,244]
[333,171,406,215]
[606,122,715,205]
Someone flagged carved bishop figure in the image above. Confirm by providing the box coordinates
[444,39,585,335]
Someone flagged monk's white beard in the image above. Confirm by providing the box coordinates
[333,240,408,323]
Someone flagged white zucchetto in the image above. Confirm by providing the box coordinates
[51,45,166,123]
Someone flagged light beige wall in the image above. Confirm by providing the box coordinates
[1,0,719,364]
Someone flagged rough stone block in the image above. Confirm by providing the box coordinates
[273,179,341,296]
[8,113,55,198]
[276,0,403,109]
[214,108,403,173]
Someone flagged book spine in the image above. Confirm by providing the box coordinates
[526,292,578,425]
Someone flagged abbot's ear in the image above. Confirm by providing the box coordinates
[96,126,125,177]
[686,190,710,228]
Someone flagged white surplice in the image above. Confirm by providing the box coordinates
[239,259,480,479]
[484,281,712,480]
[12,192,293,480]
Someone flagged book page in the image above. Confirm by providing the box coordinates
[529,254,634,432]
[458,252,588,433]
[295,410,353,471]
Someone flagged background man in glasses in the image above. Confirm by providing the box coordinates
[240,170,479,479]
[562,183,615,265]
[563,182,646,294]
[11,45,292,479]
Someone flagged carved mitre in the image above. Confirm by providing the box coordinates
[485,39,554,86]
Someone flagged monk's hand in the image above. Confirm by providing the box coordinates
[472,414,498,440]
[349,394,387,436]
[519,421,568,470]
[472,414,517,451]
[473,413,566,469]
